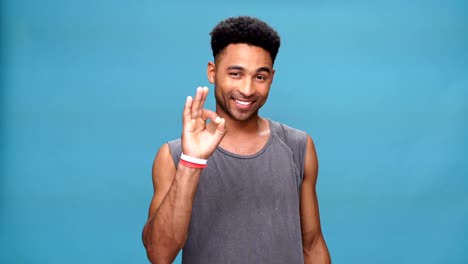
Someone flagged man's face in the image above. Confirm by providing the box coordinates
[208,43,275,122]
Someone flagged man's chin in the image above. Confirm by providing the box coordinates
[229,111,258,122]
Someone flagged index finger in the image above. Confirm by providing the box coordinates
[191,86,209,119]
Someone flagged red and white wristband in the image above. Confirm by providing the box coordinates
[180,153,208,169]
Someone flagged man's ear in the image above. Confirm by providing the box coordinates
[207,61,215,84]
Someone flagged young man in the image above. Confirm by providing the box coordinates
[143,16,331,264]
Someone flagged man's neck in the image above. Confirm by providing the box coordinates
[215,108,265,137]
[217,115,270,156]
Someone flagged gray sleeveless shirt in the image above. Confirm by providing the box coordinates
[168,119,307,264]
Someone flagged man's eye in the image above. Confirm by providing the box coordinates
[229,72,240,77]
[256,75,266,80]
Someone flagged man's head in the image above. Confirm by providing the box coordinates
[207,16,280,123]
[210,16,281,64]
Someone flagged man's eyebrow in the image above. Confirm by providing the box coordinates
[256,67,271,74]
[226,65,271,73]
[226,65,245,71]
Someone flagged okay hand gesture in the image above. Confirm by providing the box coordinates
[181,86,226,160]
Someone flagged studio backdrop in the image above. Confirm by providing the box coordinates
[1,0,466,263]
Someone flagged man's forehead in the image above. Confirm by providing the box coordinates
[215,43,273,66]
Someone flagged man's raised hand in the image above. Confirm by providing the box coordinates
[181,86,226,160]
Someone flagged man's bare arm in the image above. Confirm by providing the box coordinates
[142,87,226,263]
[142,144,203,263]
[300,135,331,264]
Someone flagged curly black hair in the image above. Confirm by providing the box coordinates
[210,16,281,63]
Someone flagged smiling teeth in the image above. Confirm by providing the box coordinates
[235,100,252,105]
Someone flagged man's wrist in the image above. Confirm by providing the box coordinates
[180,153,208,169]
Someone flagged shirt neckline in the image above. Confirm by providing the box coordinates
[215,119,275,159]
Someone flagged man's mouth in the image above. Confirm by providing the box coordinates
[234,99,253,106]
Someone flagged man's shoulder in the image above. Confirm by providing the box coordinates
[167,138,181,146]
[268,118,308,140]
[268,118,309,179]
[165,139,182,165]
[268,118,308,158]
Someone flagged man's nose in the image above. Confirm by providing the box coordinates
[238,78,255,97]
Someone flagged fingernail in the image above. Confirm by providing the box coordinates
[215,117,220,123]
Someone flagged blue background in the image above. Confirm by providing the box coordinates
[1,0,467,263]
